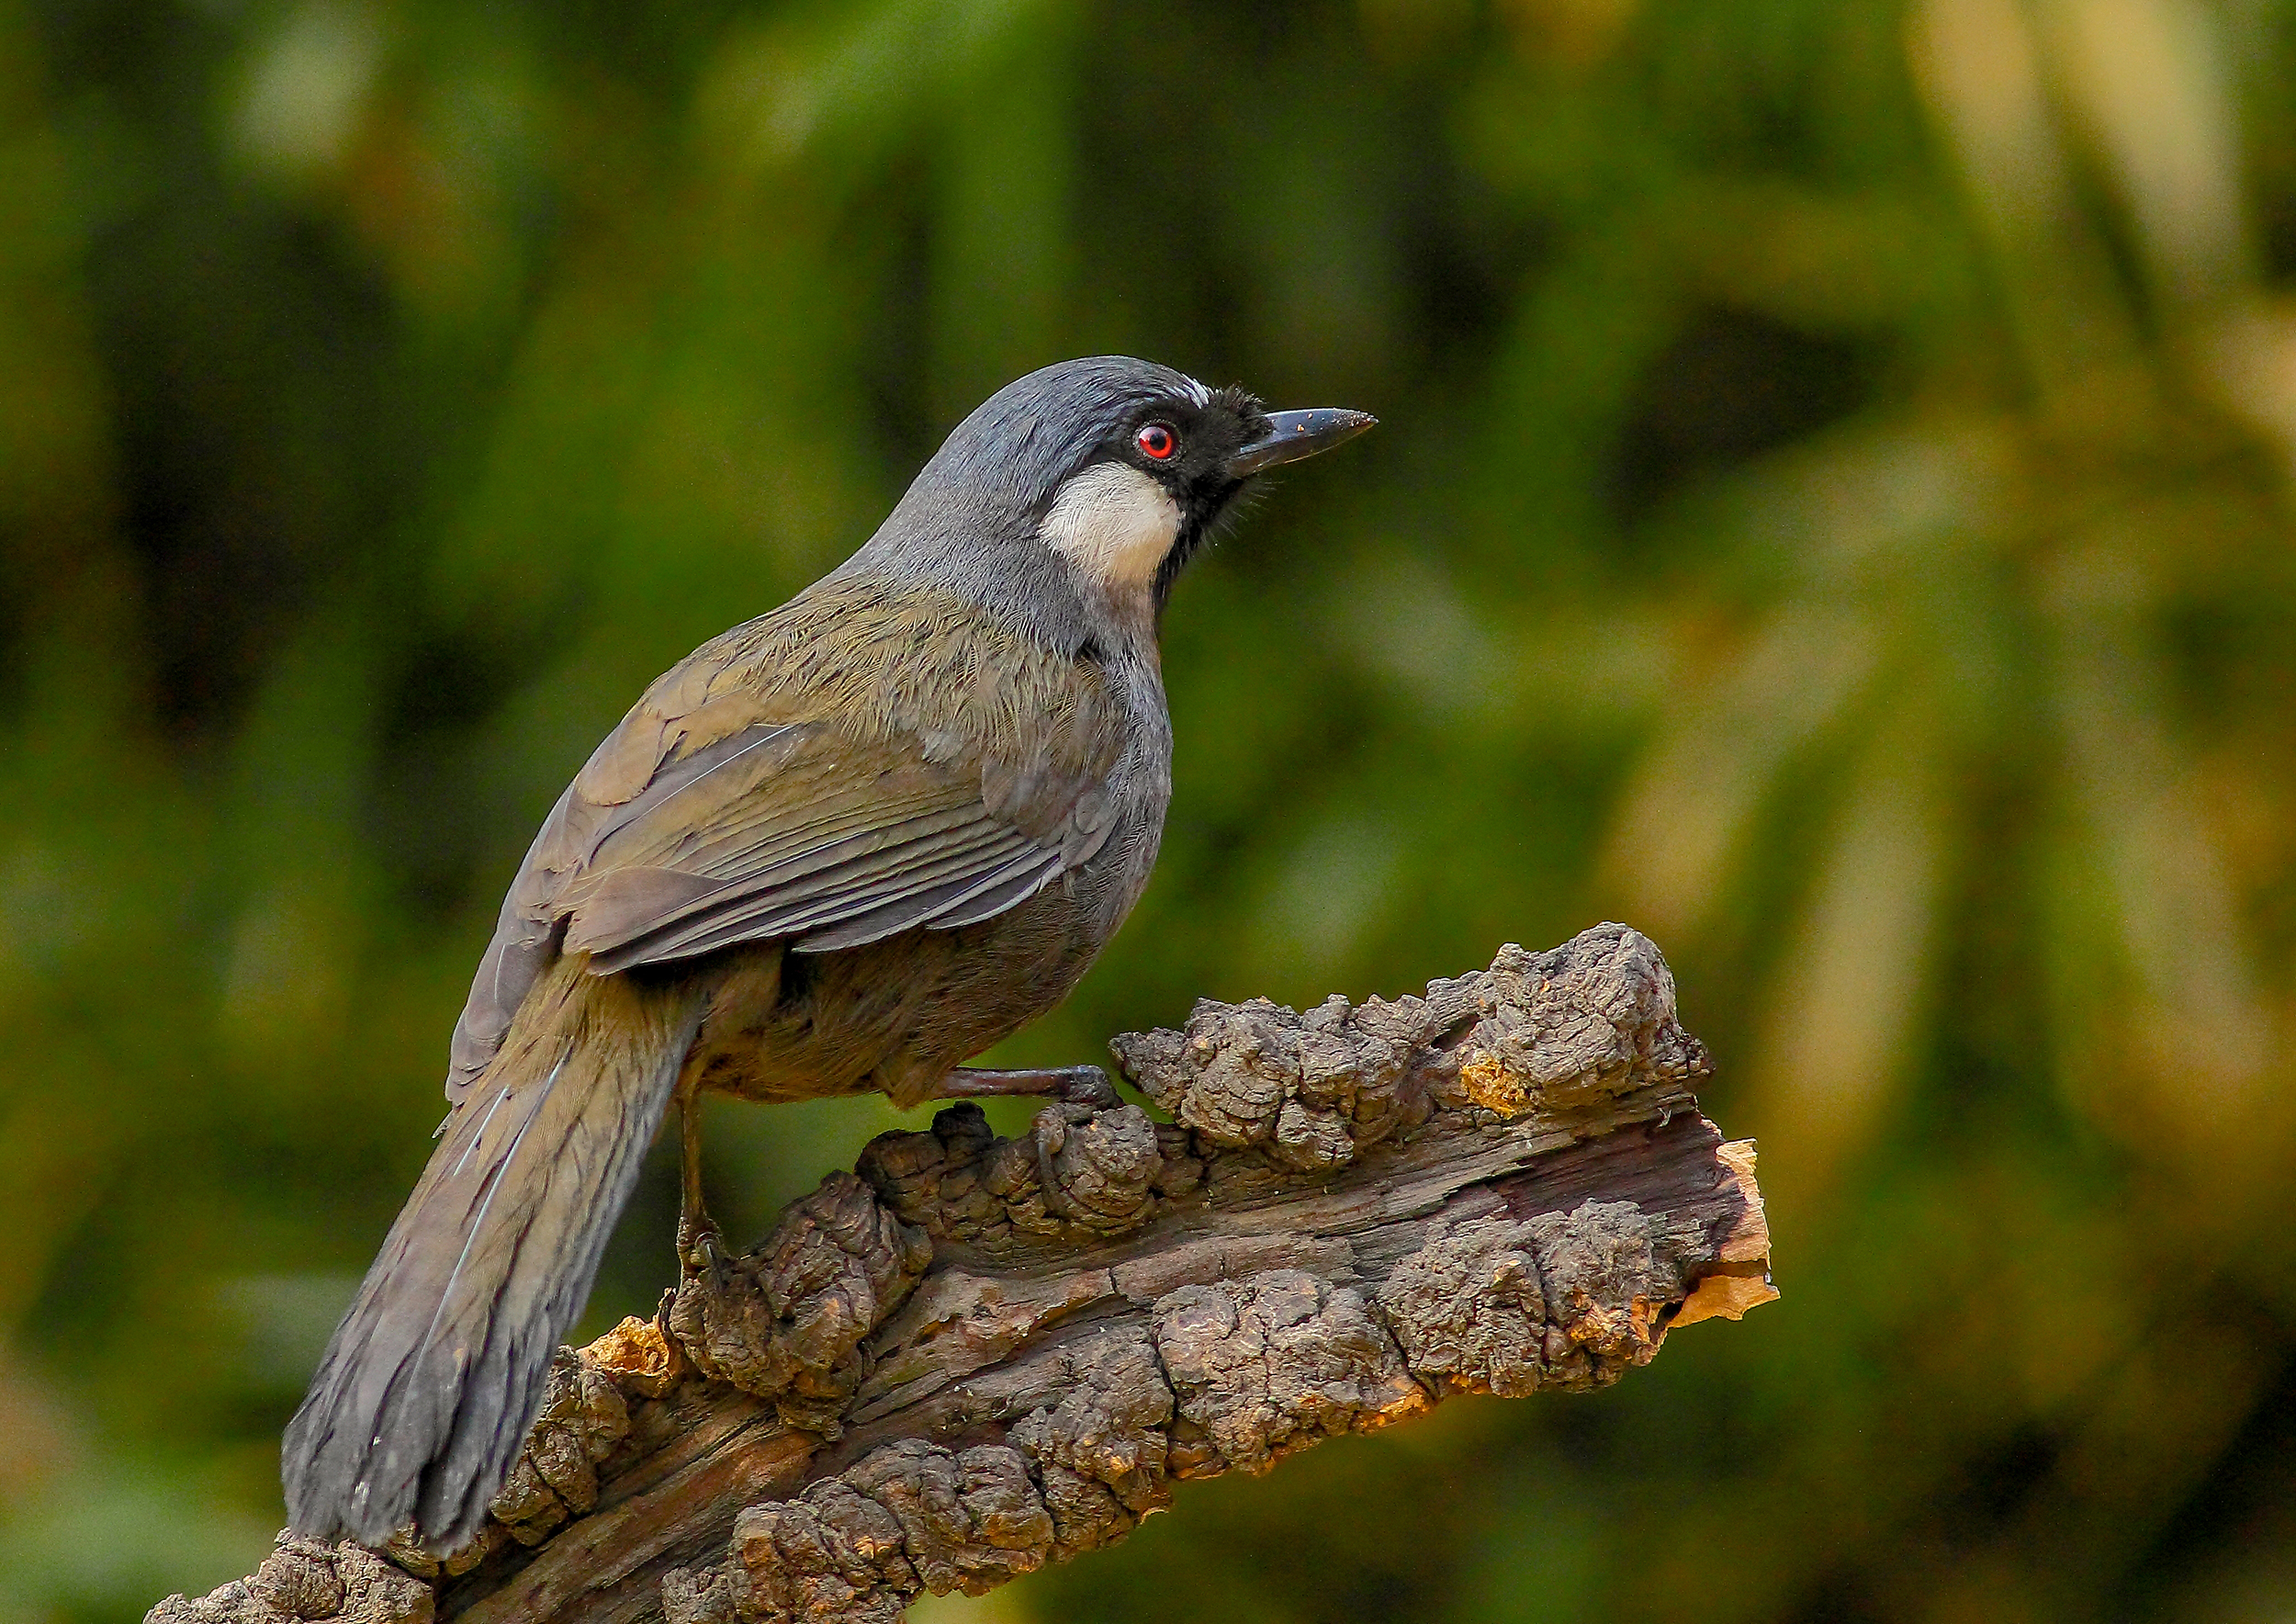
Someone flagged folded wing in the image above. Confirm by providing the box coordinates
[444,622,1120,1100]
[556,719,1088,971]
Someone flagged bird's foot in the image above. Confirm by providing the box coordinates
[678,1212,724,1280]
[939,1063,1120,1111]
[669,1210,740,1381]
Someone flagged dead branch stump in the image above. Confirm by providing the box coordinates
[150,923,1775,1624]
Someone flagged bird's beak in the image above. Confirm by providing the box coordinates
[1228,408,1378,478]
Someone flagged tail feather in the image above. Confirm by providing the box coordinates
[284,956,703,1551]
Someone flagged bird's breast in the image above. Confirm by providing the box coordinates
[1075,654,1172,925]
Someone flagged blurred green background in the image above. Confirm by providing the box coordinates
[6,0,2296,1618]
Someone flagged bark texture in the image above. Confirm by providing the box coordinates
[149,923,1775,1624]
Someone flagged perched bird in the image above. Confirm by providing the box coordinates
[281,356,1373,1551]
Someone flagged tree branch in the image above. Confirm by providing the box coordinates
[149,924,1775,1624]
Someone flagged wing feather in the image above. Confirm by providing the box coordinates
[595,827,1046,970]
[916,851,1073,932]
[445,582,1128,1095]
[796,848,1069,952]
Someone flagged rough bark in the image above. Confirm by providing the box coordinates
[149,923,1775,1624]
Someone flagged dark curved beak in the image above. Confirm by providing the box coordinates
[1228,407,1378,478]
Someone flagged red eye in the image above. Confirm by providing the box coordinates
[1136,423,1177,460]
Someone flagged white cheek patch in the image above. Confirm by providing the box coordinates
[1040,462,1183,597]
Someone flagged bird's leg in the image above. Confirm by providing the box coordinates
[937,1064,1121,1110]
[675,1075,719,1276]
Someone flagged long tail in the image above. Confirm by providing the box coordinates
[283,956,703,1551]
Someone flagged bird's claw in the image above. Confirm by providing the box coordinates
[678,1220,722,1280]
[1056,1065,1121,1111]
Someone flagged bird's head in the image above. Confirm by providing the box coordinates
[858,356,1374,640]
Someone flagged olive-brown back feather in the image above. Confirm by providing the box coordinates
[445,578,1120,1098]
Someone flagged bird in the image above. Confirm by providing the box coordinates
[280,355,1374,1552]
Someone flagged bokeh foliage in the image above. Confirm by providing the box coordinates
[6,0,2296,1619]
